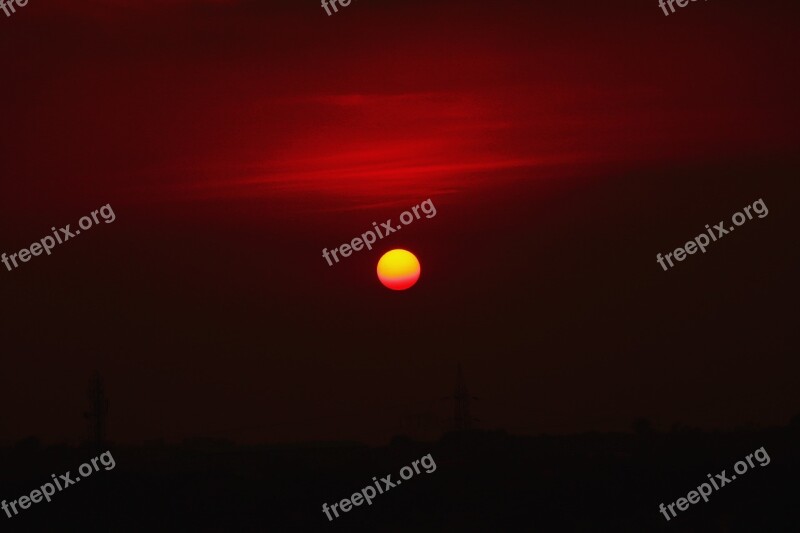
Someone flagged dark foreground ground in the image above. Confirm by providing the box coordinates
[2,424,799,532]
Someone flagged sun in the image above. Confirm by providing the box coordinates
[377,249,420,290]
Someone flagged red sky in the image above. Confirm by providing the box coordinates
[1,0,798,444]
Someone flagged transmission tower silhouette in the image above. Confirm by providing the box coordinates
[84,372,109,449]
[452,363,478,431]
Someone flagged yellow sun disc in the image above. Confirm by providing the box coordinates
[377,249,420,290]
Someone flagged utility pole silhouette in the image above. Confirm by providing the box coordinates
[451,363,478,431]
[84,372,109,450]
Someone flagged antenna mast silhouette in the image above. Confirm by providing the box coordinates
[84,373,109,448]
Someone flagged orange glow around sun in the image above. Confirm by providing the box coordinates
[377,249,420,290]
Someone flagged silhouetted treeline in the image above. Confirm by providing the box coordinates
[2,423,800,531]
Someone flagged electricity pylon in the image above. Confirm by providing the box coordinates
[84,372,109,449]
[453,363,478,431]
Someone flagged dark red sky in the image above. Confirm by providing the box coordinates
[1,0,798,444]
